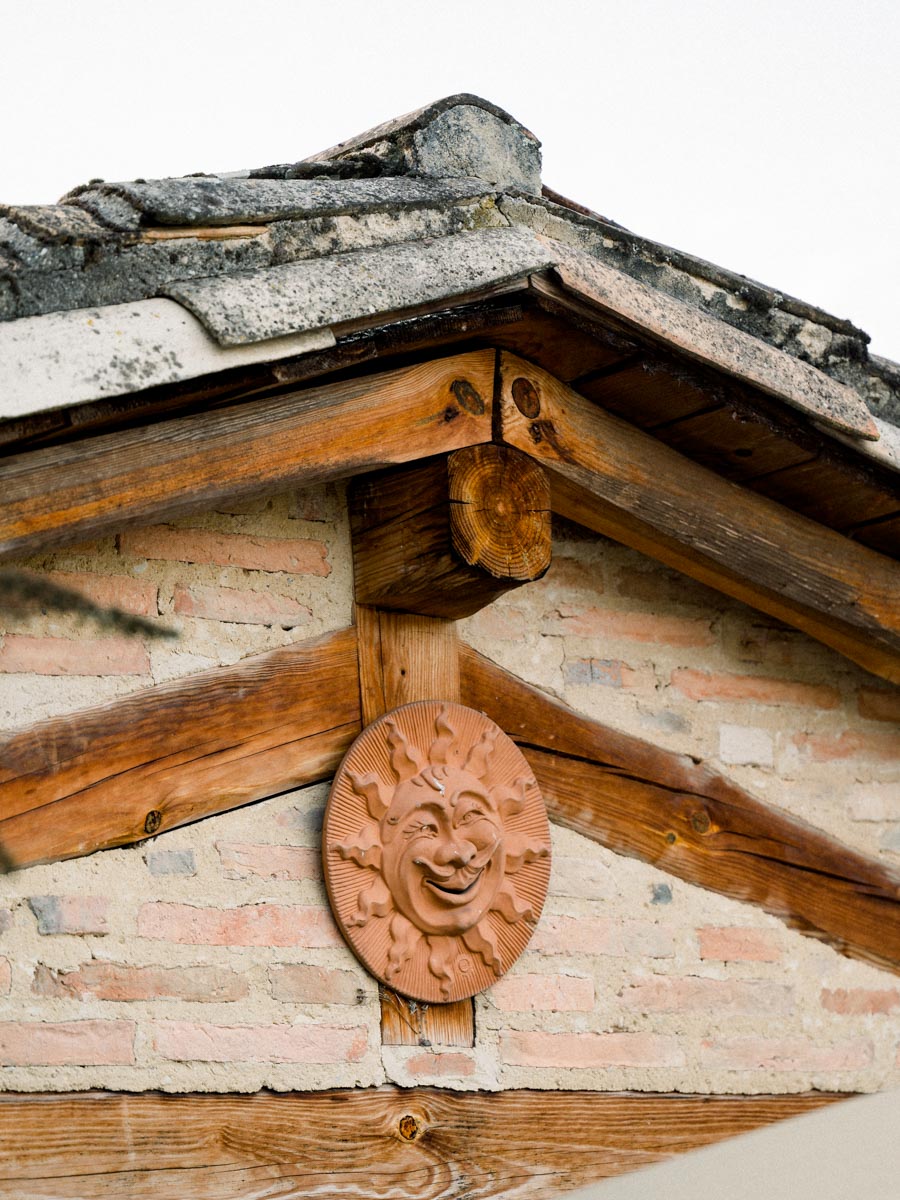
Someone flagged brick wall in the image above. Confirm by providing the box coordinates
[0,485,351,730]
[1,496,898,1093]
[2,786,898,1094]
[460,520,900,866]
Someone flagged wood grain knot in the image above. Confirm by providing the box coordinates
[449,379,486,416]
[511,376,541,418]
[144,810,163,835]
[399,1114,420,1141]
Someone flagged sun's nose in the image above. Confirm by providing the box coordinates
[435,838,475,868]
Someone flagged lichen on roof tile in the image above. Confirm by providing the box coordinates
[162,226,554,346]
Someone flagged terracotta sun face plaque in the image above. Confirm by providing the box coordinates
[323,701,551,1003]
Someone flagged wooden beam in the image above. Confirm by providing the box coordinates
[497,351,900,684]
[355,607,462,724]
[0,349,495,560]
[350,445,551,619]
[460,644,900,975]
[0,627,360,872]
[0,1087,842,1199]
[355,606,474,1047]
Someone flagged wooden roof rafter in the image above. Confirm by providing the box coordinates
[1,342,898,680]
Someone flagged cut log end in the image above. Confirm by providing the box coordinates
[448,444,551,581]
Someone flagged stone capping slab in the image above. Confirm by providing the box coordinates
[305,93,542,196]
[163,227,554,346]
[0,298,335,421]
[544,238,880,441]
[63,175,494,232]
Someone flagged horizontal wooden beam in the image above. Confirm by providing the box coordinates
[0,349,495,560]
[0,1087,842,1198]
[0,627,360,871]
[460,644,900,975]
[350,445,551,619]
[497,351,900,684]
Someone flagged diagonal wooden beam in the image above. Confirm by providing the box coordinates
[0,349,495,561]
[0,627,361,871]
[497,351,900,684]
[460,643,900,975]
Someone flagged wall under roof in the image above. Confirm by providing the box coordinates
[1,485,898,1094]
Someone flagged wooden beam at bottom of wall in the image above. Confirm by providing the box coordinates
[0,1087,844,1199]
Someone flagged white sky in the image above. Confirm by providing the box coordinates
[5,0,899,358]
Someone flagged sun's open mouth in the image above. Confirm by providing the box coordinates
[425,870,484,901]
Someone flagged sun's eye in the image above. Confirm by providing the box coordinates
[458,808,486,825]
[404,820,438,840]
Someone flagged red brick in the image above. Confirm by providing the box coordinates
[0,1020,134,1066]
[698,927,781,962]
[120,526,330,576]
[542,605,714,647]
[791,729,900,763]
[858,687,900,724]
[699,1037,872,1072]
[405,1051,476,1078]
[269,965,365,1005]
[28,896,109,936]
[489,973,594,1012]
[152,1021,367,1063]
[820,988,900,1015]
[531,915,673,959]
[0,958,9,995]
[216,842,319,881]
[32,962,248,1003]
[502,1031,684,1069]
[45,571,158,616]
[173,585,311,626]
[621,977,792,1015]
[671,668,840,710]
[137,902,339,947]
[0,635,149,676]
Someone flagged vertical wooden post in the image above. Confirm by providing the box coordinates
[355,605,475,1047]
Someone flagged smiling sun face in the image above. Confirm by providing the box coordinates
[323,702,551,1003]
